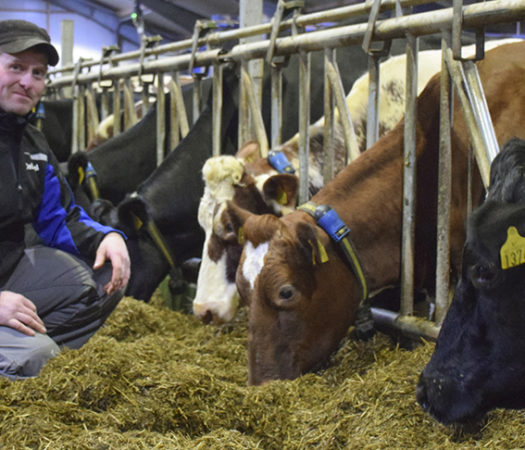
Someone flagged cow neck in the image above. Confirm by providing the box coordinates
[298,201,375,339]
[298,201,369,301]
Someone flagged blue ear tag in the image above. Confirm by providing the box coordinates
[86,161,97,178]
[268,150,296,174]
[317,209,350,242]
[35,102,46,119]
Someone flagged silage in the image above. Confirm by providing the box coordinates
[0,293,524,449]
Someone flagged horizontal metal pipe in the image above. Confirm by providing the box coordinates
[47,0,525,90]
[371,307,440,341]
[48,0,435,76]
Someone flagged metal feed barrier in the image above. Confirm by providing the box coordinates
[46,0,525,341]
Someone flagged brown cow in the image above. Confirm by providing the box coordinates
[193,39,518,325]
[235,41,525,385]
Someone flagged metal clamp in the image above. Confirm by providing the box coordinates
[98,44,120,87]
[138,34,162,82]
[452,0,485,61]
[71,57,91,98]
[362,0,393,57]
[266,0,304,66]
[189,20,217,78]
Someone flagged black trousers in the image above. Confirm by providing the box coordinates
[0,246,124,378]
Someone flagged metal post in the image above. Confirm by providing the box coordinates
[298,50,311,205]
[112,78,122,138]
[325,59,360,163]
[366,55,380,148]
[156,73,166,166]
[212,63,224,156]
[435,34,453,326]
[400,33,418,317]
[324,48,335,183]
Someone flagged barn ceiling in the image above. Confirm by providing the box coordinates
[47,0,366,46]
[45,0,522,51]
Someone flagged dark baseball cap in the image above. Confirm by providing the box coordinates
[0,19,59,66]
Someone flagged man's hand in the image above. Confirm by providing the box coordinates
[93,232,131,295]
[0,291,46,336]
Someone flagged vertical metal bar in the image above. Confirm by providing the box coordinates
[212,63,224,156]
[192,77,201,125]
[156,73,166,166]
[141,82,150,116]
[325,60,360,163]
[241,68,269,157]
[435,35,453,326]
[112,79,121,138]
[324,48,335,183]
[366,55,380,148]
[168,73,190,138]
[123,79,137,130]
[71,93,79,154]
[444,49,490,188]
[78,85,86,151]
[100,87,109,121]
[400,33,418,317]
[239,61,251,148]
[169,82,180,151]
[462,61,499,162]
[298,50,311,205]
[85,85,99,146]
[270,64,283,148]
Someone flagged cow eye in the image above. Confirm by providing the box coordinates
[470,263,498,288]
[279,285,294,300]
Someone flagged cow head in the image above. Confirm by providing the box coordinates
[236,211,360,385]
[193,153,298,324]
[417,200,525,426]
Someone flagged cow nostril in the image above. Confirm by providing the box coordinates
[202,310,213,324]
[416,379,429,411]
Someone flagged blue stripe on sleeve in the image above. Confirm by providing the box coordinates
[35,164,124,255]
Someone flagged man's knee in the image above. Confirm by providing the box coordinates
[0,329,60,379]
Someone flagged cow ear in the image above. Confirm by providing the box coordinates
[295,222,329,266]
[243,212,282,247]
[214,201,251,243]
[262,174,299,214]
[117,195,150,237]
[236,140,261,164]
[67,152,89,189]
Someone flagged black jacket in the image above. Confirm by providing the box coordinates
[0,109,120,283]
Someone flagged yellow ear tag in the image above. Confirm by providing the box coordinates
[308,239,329,265]
[77,167,85,185]
[317,238,329,263]
[277,189,288,205]
[132,213,144,231]
[500,226,525,270]
[237,226,245,245]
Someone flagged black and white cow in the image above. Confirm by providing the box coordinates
[417,137,525,426]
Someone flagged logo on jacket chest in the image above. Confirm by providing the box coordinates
[25,162,39,172]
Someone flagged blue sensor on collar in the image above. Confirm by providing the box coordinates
[317,208,350,242]
[268,150,296,174]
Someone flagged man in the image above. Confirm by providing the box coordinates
[0,19,131,379]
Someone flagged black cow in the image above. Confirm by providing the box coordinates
[32,98,73,163]
[109,64,240,300]
[68,104,165,207]
[417,137,525,426]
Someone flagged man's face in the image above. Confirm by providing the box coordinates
[0,49,47,116]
